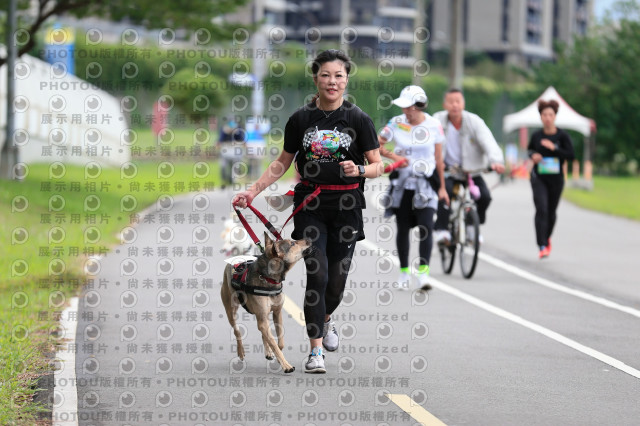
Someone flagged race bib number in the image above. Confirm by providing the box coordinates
[538,157,560,174]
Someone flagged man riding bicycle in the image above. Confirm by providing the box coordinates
[433,89,505,245]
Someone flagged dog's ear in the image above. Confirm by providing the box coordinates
[264,231,274,255]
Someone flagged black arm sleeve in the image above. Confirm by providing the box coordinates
[555,131,575,161]
[527,131,539,158]
[355,109,379,154]
[283,112,300,154]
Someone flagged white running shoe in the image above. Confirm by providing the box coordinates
[397,272,411,291]
[465,226,483,244]
[305,347,326,374]
[434,230,451,245]
[417,273,432,291]
[322,319,339,352]
[465,226,474,242]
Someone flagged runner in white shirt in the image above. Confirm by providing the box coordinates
[378,85,448,291]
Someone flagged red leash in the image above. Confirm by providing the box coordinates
[233,204,282,254]
[384,160,406,174]
[233,181,360,253]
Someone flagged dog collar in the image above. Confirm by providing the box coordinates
[260,275,282,285]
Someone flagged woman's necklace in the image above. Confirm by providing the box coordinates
[317,100,341,119]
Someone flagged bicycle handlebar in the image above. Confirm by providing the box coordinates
[446,165,494,175]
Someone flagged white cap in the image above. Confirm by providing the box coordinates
[392,85,428,108]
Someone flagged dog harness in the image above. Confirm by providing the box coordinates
[230,261,283,314]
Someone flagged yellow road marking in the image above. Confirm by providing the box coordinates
[283,294,305,326]
[386,394,447,426]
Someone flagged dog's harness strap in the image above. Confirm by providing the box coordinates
[231,262,283,295]
[280,181,361,231]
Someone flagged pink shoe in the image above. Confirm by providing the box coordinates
[539,246,550,259]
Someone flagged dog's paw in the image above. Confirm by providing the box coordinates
[284,366,295,374]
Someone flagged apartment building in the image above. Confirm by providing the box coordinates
[229,0,592,68]
[427,0,593,66]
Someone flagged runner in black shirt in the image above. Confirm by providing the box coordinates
[233,49,382,373]
[527,99,574,259]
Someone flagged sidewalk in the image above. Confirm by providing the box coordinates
[482,176,640,306]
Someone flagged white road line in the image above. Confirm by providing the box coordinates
[479,252,640,319]
[386,394,447,426]
[361,239,640,380]
[53,297,79,426]
[430,277,640,379]
[283,294,305,327]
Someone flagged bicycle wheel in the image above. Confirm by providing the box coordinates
[439,243,456,274]
[459,206,480,279]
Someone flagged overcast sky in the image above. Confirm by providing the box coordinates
[594,0,617,19]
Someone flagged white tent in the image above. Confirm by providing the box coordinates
[503,86,594,136]
[0,49,130,167]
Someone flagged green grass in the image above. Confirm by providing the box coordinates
[130,127,218,152]
[0,148,293,423]
[564,175,640,221]
[0,160,224,423]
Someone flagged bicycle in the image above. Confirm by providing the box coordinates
[438,166,485,279]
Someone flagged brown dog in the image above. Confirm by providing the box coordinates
[221,232,312,373]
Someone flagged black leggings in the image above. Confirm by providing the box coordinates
[293,209,360,339]
[531,174,564,247]
[394,190,436,269]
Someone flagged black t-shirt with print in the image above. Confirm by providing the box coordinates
[283,100,379,210]
[527,128,574,181]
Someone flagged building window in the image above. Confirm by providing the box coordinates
[381,16,414,32]
[393,0,415,8]
[502,0,510,42]
[526,0,542,45]
[553,0,559,39]
[463,0,469,43]
[351,0,375,25]
[575,0,589,36]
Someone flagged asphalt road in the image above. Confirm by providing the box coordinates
[70,176,640,425]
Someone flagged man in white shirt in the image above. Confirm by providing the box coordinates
[433,89,505,243]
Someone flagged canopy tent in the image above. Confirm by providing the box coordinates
[503,86,595,136]
[0,48,130,167]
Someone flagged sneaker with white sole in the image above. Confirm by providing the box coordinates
[322,319,339,352]
[434,230,451,246]
[305,347,326,374]
[397,272,411,291]
[465,226,483,245]
[417,273,432,291]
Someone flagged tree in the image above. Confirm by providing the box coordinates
[531,0,640,172]
[0,0,251,67]
[161,68,229,122]
[0,0,250,179]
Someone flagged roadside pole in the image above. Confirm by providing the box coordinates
[1,0,20,180]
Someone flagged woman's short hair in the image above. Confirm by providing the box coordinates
[538,99,559,114]
[311,49,352,76]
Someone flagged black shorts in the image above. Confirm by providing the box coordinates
[291,208,365,243]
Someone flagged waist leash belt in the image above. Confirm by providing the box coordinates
[278,180,361,229]
[233,181,360,252]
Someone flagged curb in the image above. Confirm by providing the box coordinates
[53,296,79,426]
